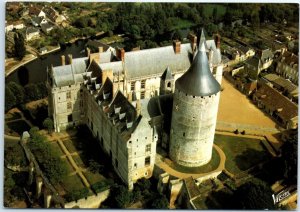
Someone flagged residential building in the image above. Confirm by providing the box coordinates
[252,83,298,129]
[41,23,54,34]
[26,27,40,41]
[13,20,25,30]
[276,51,298,85]
[5,21,14,33]
[31,16,47,27]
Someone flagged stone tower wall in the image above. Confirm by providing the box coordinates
[169,88,219,167]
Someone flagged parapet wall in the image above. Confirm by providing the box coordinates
[64,189,110,209]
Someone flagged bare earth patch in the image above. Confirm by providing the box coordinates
[218,79,277,128]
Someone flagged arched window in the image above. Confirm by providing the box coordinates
[167,82,171,88]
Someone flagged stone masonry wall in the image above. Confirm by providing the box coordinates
[169,88,220,167]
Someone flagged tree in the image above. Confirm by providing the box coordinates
[5,86,16,111]
[14,32,26,60]
[212,7,218,23]
[114,185,133,208]
[232,178,275,210]
[43,118,54,134]
[281,136,297,184]
[24,83,41,102]
[150,194,169,209]
[7,82,24,105]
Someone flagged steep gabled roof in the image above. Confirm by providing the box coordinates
[161,66,173,80]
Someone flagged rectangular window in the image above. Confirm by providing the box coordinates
[67,102,72,110]
[140,91,145,99]
[131,81,135,91]
[67,114,73,122]
[141,80,146,89]
[145,156,150,166]
[145,144,151,153]
[66,91,71,99]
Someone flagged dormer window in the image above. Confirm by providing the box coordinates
[103,92,110,100]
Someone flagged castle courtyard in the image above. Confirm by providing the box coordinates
[217,78,278,129]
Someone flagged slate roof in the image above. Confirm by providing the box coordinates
[176,41,221,96]
[41,23,53,31]
[52,57,88,87]
[161,66,173,80]
[26,27,39,35]
[123,43,193,79]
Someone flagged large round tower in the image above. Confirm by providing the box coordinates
[169,31,221,167]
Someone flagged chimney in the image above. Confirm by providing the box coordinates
[116,48,125,61]
[127,92,132,102]
[214,34,221,49]
[86,47,91,57]
[188,33,197,52]
[136,99,141,116]
[61,55,65,66]
[68,54,72,64]
[120,48,125,61]
[173,40,181,54]
[98,46,103,53]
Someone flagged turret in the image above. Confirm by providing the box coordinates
[169,29,221,167]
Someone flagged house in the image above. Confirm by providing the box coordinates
[86,40,115,53]
[244,48,274,80]
[262,73,298,103]
[13,20,24,30]
[26,27,40,41]
[252,83,298,129]
[41,23,54,34]
[29,4,45,17]
[39,47,48,54]
[5,21,14,33]
[275,51,298,85]
[31,16,47,27]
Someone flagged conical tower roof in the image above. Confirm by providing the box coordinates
[175,30,220,97]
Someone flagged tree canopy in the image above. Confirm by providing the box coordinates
[281,135,297,185]
[14,32,26,60]
[232,178,275,210]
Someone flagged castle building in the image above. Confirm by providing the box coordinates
[47,30,223,189]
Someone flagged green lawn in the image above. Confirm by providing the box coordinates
[60,174,85,193]
[61,158,74,173]
[50,142,65,157]
[168,147,220,174]
[170,18,196,30]
[63,139,77,153]
[202,4,226,18]
[73,154,87,168]
[6,120,31,136]
[214,134,271,175]
[100,35,124,44]
[84,171,105,185]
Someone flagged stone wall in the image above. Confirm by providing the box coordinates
[169,88,220,167]
[64,189,110,209]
